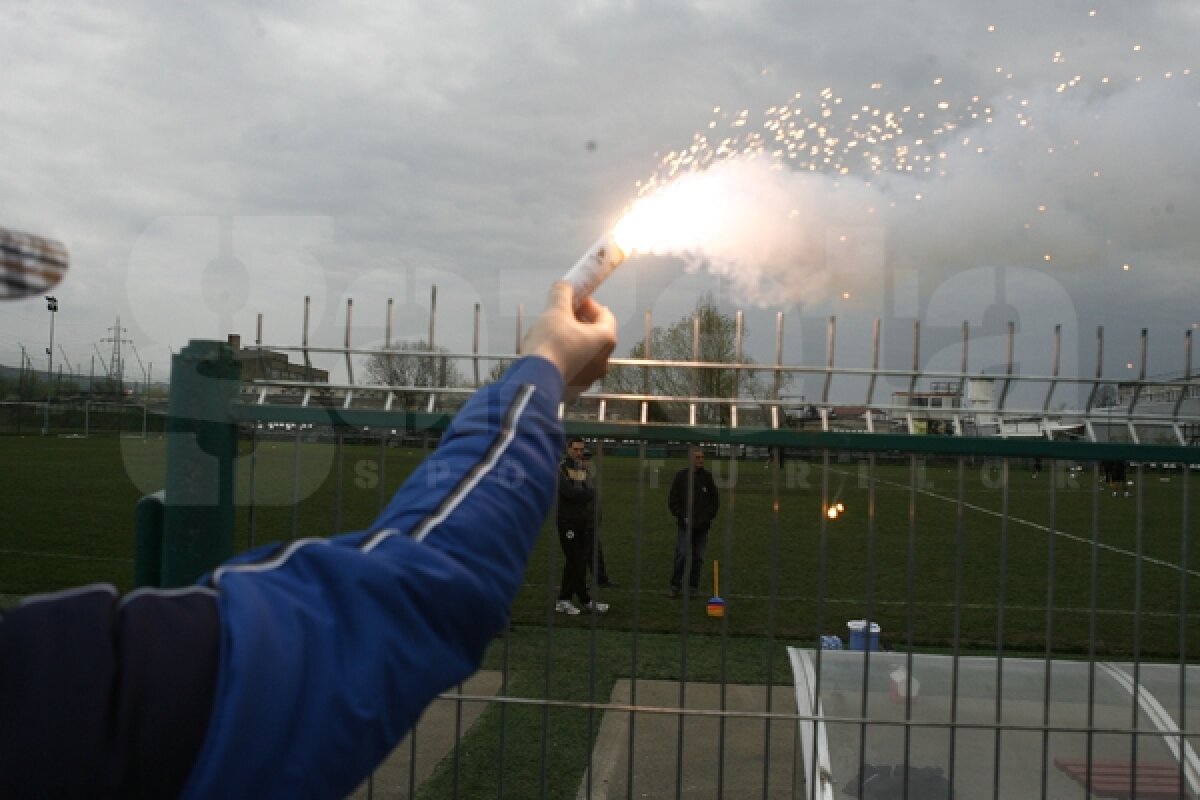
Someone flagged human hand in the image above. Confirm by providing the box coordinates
[524,281,617,402]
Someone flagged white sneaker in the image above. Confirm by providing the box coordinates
[555,600,580,615]
[583,601,609,614]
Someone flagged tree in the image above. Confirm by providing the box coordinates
[7,368,54,401]
[606,295,788,424]
[1093,383,1119,408]
[363,341,465,410]
[88,375,127,400]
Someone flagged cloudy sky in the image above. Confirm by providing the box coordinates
[2,1,1197,405]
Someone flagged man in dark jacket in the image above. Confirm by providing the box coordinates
[555,438,609,614]
[667,447,720,598]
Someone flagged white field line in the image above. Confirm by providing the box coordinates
[0,548,133,564]
[1100,662,1200,797]
[830,468,1200,580]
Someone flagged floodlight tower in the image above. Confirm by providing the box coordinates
[45,296,57,382]
[42,296,58,434]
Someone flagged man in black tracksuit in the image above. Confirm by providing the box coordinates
[667,447,720,597]
[555,438,608,614]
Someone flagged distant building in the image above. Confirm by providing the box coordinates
[891,378,1084,438]
[1108,374,1200,444]
[781,398,885,432]
[1113,374,1200,409]
[890,380,964,434]
[227,334,328,383]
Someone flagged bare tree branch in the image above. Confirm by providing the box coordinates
[362,340,464,410]
[606,294,786,423]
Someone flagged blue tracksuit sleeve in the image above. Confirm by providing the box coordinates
[182,355,564,799]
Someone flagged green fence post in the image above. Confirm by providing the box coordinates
[134,490,164,587]
[161,340,242,587]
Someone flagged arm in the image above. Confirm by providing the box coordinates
[182,283,616,798]
[183,356,565,797]
[668,470,684,520]
[558,460,594,504]
[0,585,220,797]
[0,282,616,800]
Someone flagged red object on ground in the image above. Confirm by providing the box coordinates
[1053,758,1183,799]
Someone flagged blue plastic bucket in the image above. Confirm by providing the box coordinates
[846,619,881,651]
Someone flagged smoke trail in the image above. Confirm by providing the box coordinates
[621,73,1199,310]
[618,157,889,309]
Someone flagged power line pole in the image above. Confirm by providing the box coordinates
[101,316,133,397]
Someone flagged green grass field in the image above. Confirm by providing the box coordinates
[4,433,1196,658]
[4,433,1197,798]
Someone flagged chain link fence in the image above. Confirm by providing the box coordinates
[115,294,1200,798]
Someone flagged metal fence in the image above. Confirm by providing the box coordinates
[0,399,166,437]
[140,297,1200,799]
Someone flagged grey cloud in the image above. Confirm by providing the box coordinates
[1,1,1197,384]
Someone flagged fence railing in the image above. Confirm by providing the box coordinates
[0,399,166,437]
[134,318,1200,798]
